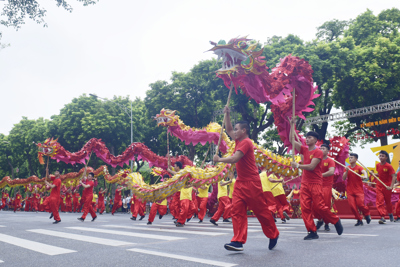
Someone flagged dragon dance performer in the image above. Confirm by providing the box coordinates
[73,190,80,213]
[13,190,22,212]
[265,174,291,223]
[111,185,125,215]
[213,106,279,252]
[98,188,107,214]
[1,190,9,210]
[168,162,183,220]
[66,189,73,213]
[210,176,232,226]
[342,153,371,226]
[24,193,31,212]
[315,144,336,231]
[147,175,169,225]
[259,169,278,216]
[43,169,62,224]
[131,195,146,220]
[393,173,400,222]
[289,124,343,240]
[78,172,97,222]
[369,150,396,224]
[197,183,210,223]
[228,171,236,203]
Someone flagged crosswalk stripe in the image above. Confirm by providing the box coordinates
[66,226,186,241]
[128,248,237,267]
[28,229,134,246]
[0,260,3,263]
[281,231,378,237]
[136,224,261,233]
[0,226,5,227]
[0,233,76,255]
[103,225,227,236]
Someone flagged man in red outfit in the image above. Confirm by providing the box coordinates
[14,190,22,212]
[66,189,73,213]
[314,144,336,231]
[342,153,371,226]
[147,176,169,225]
[73,190,80,213]
[98,188,107,214]
[370,150,396,224]
[43,169,62,224]
[111,185,125,215]
[213,106,279,251]
[197,183,210,223]
[290,124,343,240]
[78,172,97,222]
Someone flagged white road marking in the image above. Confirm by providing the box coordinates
[0,260,3,263]
[128,248,237,267]
[0,233,76,255]
[135,224,261,233]
[103,225,227,236]
[66,226,186,241]
[0,226,5,227]
[282,231,378,237]
[28,229,134,246]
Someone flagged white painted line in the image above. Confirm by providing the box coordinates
[128,248,237,267]
[281,231,378,237]
[66,226,186,241]
[0,260,3,263]
[28,229,134,246]
[103,225,227,236]
[132,224,261,233]
[0,226,5,227]
[0,233,76,256]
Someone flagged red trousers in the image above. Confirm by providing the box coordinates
[376,186,393,216]
[66,199,72,212]
[314,186,332,222]
[73,198,79,212]
[263,191,277,213]
[347,192,370,220]
[148,204,167,223]
[32,201,39,211]
[170,192,181,218]
[192,193,198,215]
[231,180,279,244]
[396,198,400,218]
[98,200,105,214]
[197,196,208,220]
[43,197,60,221]
[24,202,30,211]
[132,201,146,217]
[111,199,122,214]
[275,194,290,219]
[211,196,232,221]
[300,183,339,232]
[177,199,196,224]
[81,194,96,220]
[13,201,21,212]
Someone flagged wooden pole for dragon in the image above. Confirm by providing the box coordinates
[167,127,171,169]
[215,83,234,157]
[357,159,387,187]
[271,175,299,190]
[200,143,211,168]
[328,157,376,184]
[291,87,296,161]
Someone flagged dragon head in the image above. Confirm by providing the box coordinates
[155,109,180,127]
[208,36,266,76]
[37,138,60,164]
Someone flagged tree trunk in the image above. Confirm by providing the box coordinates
[379,135,388,146]
[188,145,195,162]
[25,150,35,176]
[7,158,14,179]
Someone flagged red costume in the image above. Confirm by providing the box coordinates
[81,180,96,220]
[111,190,122,214]
[395,173,400,219]
[314,158,335,222]
[14,194,22,212]
[346,165,370,220]
[66,192,72,212]
[299,145,339,233]
[43,176,62,221]
[170,191,181,219]
[197,185,210,221]
[148,199,168,223]
[231,138,279,244]
[73,192,80,212]
[98,191,105,214]
[375,162,395,217]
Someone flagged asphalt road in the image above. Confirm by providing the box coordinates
[0,211,399,267]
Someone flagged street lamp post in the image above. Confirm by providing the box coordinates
[89,94,134,171]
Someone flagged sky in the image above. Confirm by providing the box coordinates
[0,0,399,167]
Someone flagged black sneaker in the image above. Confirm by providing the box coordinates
[198,219,203,223]
[324,224,330,231]
[281,218,286,224]
[139,215,145,221]
[269,235,279,250]
[210,219,218,226]
[49,213,53,219]
[394,218,400,222]
[91,216,97,222]
[304,231,319,240]
[379,217,386,224]
[224,241,243,251]
[77,217,84,222]
[365,215,371,224]
[316,220,324,230]
[147,221,152,225]
[172,217,176,220]
[187,217,192,223]
[174,220,178,225]
[389,214,394,222]
[334,219,343,235]
[176,222,184,227]
[130,217,136,221]
[53,220,61,224]
[223,219,232,223]
[354,220,363,226]
[159,215,163,219]
[283,211,290,220]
